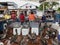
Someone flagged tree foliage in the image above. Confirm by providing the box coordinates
[38,2,59,11]
[38,2,49,11]
[51,2,59,7]
[57,7,60,11]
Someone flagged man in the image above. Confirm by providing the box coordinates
[11,11,16,21]
[42,15,46,22]
[19,13,25,25]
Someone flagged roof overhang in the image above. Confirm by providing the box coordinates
[19,1,41,7]
[0,0,41,8]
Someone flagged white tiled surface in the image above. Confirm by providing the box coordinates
[13,27,22,35]
[31,28,39,35]
[22,28,29,35]
[30,22,39,35]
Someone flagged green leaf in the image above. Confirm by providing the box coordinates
[57,7,60,11]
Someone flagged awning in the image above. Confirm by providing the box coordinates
[0,2,8,6]
[19,1,40,7]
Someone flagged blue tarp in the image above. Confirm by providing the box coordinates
[0,20,6,30]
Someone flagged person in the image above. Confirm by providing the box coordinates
[4,13,11,23]
[6,37,11,45]
[28,12,35,22]
[42,15,46,22]
[11,11,16,21]
[19,13,25,25]
[4,13,11,20]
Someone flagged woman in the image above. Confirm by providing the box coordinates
[28,12,35,22]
